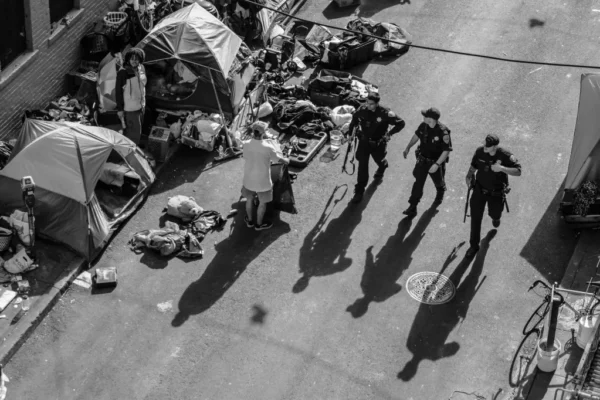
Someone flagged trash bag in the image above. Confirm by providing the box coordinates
[270,163,297,214]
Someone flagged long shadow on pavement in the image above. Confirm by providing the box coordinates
[171,209,291,327]
[293,181,379,293]
[346,207,439,318]
[519,183,578,284]
[397,229,497,381]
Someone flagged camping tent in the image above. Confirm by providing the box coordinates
[565,73,600,191]
[140,3,254,117]
[0,119,155,260]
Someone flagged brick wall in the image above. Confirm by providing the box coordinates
[0,0,109,140]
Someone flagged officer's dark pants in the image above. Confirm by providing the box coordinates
[469,187,504,248]
[355,139,388,194]
[408,161,446,205]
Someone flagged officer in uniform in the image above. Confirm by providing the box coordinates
[465,133,522,258]
[347,92,406,203]
[402,107,452,216]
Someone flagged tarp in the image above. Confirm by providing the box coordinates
[0,119,155,260]
[565,73,600,190]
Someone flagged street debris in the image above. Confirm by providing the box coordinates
[157,301,173,313]
[73,271,93,289]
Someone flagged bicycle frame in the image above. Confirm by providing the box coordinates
[529,280,600,319]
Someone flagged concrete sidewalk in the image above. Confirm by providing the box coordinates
[517,229,600,400]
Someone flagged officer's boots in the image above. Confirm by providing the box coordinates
[433,190,445,206]
[402,204,417,217]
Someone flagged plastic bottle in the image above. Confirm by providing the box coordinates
[21,295,30,312]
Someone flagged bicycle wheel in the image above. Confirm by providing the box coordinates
[509,329,540,387]
[523,300,549,335]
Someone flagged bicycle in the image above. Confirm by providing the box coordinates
[522,280,600,336]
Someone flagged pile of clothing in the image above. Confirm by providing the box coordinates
[346,17,412,58]
[23,95,92,125]
[130,210,226,259]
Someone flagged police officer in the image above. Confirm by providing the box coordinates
[465,133,522,258]
[402,107,452,216]
[347,92,405,203]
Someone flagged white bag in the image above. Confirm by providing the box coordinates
[9,210,33,246]
[257,102,273,118]
[331,105,355,127]
[4,248,35,274]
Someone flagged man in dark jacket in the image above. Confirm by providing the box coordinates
[465,133,522,257]
[347,93,405,203]
[402,107,452,217]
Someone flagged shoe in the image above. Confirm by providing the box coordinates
[492,219,501,228]
[402,205,417,217]
[465,246,479,258]
[433,191,444,206]
[244,215,254,228]
[374,166,387,181]
[352,192,364,203]
[255,221,273,231]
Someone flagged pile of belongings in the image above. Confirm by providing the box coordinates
[345,17,412,58]
[180,111,225,145]
[130,195,226,259]
[272,99,333,133]
[0,211,38,283]
[23,95,92,125]
[0,141,13,170]
[307,70,379,108]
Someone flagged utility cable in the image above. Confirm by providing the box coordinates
[243,0,600,70]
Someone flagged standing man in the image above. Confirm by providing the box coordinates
[242,121,289,231]
[464,134,521,257]
[347,93,406,203]
[402,107,452,216]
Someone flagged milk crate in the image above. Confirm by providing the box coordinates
[147,126,173,162]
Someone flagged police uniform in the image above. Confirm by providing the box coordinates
[469,146,521,250]
[348,104,405,196]
[407,121,452,207]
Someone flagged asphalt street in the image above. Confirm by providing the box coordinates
[4,0,597,398]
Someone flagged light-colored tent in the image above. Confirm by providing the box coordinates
[97,3,255,117]
[565,73,600,190]
[0,119,155,259]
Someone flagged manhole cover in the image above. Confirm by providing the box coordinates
[406,272,456,305]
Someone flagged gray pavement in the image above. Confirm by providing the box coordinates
[2,0,598,399]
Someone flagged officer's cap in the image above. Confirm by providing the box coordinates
[421,107,441,120]
[485,134,500,147]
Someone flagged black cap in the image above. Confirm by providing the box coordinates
[421,107,441,120]
[485,134,500,147]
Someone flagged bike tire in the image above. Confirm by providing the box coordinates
[509,329,540,387]
[523,300,549,335]
[530,280,551,299]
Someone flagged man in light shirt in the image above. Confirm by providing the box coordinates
[242,121,289,231]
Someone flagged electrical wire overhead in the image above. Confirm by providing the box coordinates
[243,0,600,70]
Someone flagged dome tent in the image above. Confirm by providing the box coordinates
[0,119,155,260]
[136,3,255,118]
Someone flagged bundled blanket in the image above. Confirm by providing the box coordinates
[346,18,412,58]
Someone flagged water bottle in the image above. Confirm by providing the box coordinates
[21,295,30,312]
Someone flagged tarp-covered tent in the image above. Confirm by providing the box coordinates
[139,3,254,118]
[0,119,155,259]
[565,73,600,190]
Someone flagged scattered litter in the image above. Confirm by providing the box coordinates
[529,67,543,74]
[73,271,92,289]
[157,301,173,313]
[0,366,8,400]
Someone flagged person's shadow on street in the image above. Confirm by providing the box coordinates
[293,181,379,293]
[171,208,291,327]
[397,229,497,381]
[346,207,439,318]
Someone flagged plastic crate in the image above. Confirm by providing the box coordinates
[147,126,173,162]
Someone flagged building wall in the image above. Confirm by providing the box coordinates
[0,0,109,140]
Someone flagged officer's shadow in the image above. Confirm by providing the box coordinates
[397,229,497,381]
[293,181,380,293]
[346,207,439,318]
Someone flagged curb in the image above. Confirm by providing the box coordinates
[0,255,85,366]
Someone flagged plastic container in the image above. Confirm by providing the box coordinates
[536,338,562,372]
[330,130,342,152]
[577,314,599,349]
[21,295,30,312]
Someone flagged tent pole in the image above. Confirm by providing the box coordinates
[209,69,226,123]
